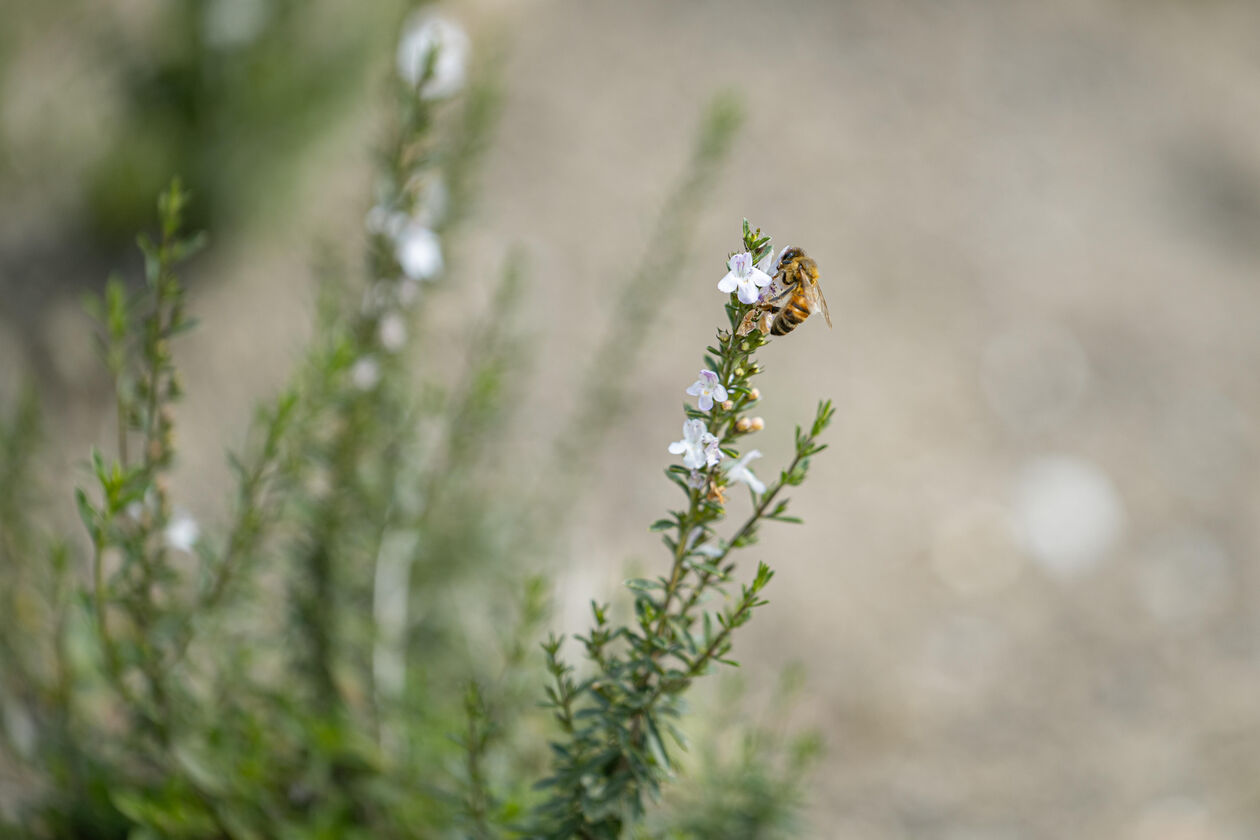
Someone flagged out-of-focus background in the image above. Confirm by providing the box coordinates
[5,0,1260,836]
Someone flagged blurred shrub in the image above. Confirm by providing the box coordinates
[0,9,832,839]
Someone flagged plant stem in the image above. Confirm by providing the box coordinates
[653,488,700,639]
[678,447,805,620]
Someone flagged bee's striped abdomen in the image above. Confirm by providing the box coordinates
[770,296,811,335]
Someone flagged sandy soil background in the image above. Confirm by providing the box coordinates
[6,0,1260,836]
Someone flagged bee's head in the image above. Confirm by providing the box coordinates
[776,246,804,269]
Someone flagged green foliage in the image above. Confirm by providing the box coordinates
[83,0,393,246]
[0,17,834,840]
[647,668,823,840]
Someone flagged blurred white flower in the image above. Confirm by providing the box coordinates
[686,469,707,490]
[396,12,470,99]
[378,312,407,352]
[395,223,444,281]
[351,356,382,391]
[165,512,200,553]
[692,542,724,559]
[669,419,721,470]
[718,251,772,305]
[724,449,765,495]
[686,369,728,412]
[203,0,269,49]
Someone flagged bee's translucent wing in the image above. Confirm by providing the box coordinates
[808,279,832,328]
[818,283,832,327]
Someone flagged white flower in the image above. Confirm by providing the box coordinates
[396,12,469,99]
[378,312,407,352]
[686,369,728,412]
[724,449,766,495]
[692,542,724,559]
[395,223,444,281]
[758,248,781,275]
[164,512,200,552]
[351,356,382,391]
[669,419,722,470]
[718,251,773,305]
[686,469,708,490]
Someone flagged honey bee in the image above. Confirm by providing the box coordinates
[737,246,832,337]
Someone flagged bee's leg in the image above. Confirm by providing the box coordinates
[756,309,775,335]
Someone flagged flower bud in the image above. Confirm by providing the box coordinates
[706,480,727,505]
[720,399,734,412]
[749,387,761,401]
[749,416,765,432]
[735,417,752,433]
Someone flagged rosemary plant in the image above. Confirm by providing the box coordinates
[532,221,834,839]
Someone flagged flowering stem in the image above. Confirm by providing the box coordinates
[654,487,700,638]
[679,445,804,620]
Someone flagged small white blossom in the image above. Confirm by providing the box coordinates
[351,356,382,391]
[395,223,444,281]
[758,248,780,275]
[164,512,200,552]
[686,469,707,490]
[396,12,469,99]
[718,251,773,305]
[379,312,407,352]
[686,369,728,412]
[725,449,766,495]
[669,419,722,470]
[692,542,725,559]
